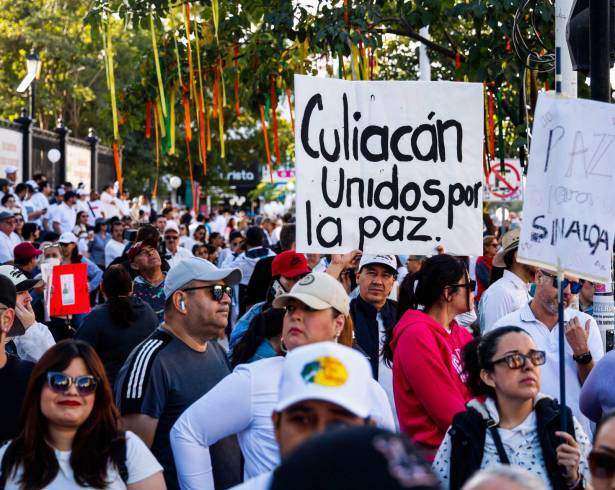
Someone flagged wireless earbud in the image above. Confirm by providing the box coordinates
[179,299,186,311]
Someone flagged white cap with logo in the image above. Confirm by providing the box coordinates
[58,232,78,244]
[275,342,372,418]
[358,254,397,273]
[272,272,350,316]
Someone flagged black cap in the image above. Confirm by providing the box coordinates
[0,275,25,337]
[270,427,440,490]
[229,230,243,242]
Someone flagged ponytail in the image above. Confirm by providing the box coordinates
[102,265,136,327]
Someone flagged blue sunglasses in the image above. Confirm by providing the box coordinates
[541,271,582,294]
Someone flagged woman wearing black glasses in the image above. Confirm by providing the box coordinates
[432,326,590,490]
[0,340,165,490]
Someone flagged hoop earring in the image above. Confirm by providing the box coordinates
[280,338,288,353]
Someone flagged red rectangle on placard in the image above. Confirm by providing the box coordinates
[49,263,91,316]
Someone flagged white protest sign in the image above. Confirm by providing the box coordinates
[294,75,484,255]
[518,92,615,282]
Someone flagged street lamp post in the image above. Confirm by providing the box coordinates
[25,49,41,123]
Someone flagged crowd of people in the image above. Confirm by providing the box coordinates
[0,163,614,490]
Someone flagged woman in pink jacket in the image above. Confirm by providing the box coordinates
[383,254,475,461]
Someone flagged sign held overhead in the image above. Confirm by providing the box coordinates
[294,75,484,255]
[518,92,615,283]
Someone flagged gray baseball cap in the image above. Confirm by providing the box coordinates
[163,257,242,299]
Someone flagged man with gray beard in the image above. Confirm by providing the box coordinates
[487,269,604,437]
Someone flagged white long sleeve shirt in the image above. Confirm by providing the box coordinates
[12,321,55,362]
[478,270,531,332]
[171,355,395,490]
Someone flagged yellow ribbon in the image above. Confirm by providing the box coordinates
[169,88,176,155]
[212,0,219,43]
[156,94,166,137]
[150,11,167,116]
[170,7,184,87]
[106,19,119,141]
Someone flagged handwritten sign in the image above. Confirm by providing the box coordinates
[49,263,91,316]
[518,93,615,282]
[294,75,484,255]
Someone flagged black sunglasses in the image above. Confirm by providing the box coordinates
[541,271,582,294]
[589,450,615,479]
[181,284,233,301]
[490,350,546,369]
[47,371,98,396]
[447,280,476,290]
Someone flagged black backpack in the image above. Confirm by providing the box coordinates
[0,436,128,489]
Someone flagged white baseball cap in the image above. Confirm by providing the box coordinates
[164,222,180,234]
[0,265,42,292]
[164,256,242,299]
[25,180,39,191]
[58,232,78,244]
[273,272,350,316]
[358,254,397,274]
[275,342,372,418]
[4,166,16,174]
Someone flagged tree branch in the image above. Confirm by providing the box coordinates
[371,27,465,61]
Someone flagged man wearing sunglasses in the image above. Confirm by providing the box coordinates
[164,222,192,268]
[115,256,243,490]
[0,275,35,444]
[489,269,604,437]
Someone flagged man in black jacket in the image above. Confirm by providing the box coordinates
[0,275,34,443]
[349,255,398,381]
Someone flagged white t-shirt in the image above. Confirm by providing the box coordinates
[230,471,272,490]
[490,303,604,437]
[105,238,126,267]
[0,231,19,263]
[166,246,193,268]
[53,202,77,234]
[0,431,162,490]
[170,356,395,490]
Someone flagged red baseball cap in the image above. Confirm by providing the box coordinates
[272,251,311,278]
[13,242,43,262]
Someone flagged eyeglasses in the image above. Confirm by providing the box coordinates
[541,271,582,294]
[46,371,98,396]
[490,350,546,369]
[447,280,476,290]
[589,450,615,479]
[181,284,233,301]
[164,236,178,241]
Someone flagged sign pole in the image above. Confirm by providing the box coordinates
[557,263,568,433]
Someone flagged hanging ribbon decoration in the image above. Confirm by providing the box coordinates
[182,91,193,142]
[206,105,211,151]
[169,88,176,155]
[234,44,240,117]
[455,48,461,70]
[153,99,161,197]
[487,86,495,160]
[185,137,196,215]
[212,68,219,118]
[150,11,166,116]
[105,18,122,192]
[199,94,207,175]
[184,2,195,100]
[344,0,350,28]
[170,6,184,87]
[211,0,220,43]
[156,92,166,137]
[286,88,295,132]
[271,76,280,165]
[496,88,505,173]
[259,104,273,182]
[145,100,152,139]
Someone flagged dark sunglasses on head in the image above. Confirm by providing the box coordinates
[589,450,615,479]
[489,350,546,369]
[541,271,582,294]
[47,371,98,396]
[181,284,233,301]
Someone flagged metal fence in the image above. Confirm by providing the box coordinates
[0,116,117,191]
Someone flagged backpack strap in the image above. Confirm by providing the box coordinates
[467,399,510,465]
[117,435,129,484]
